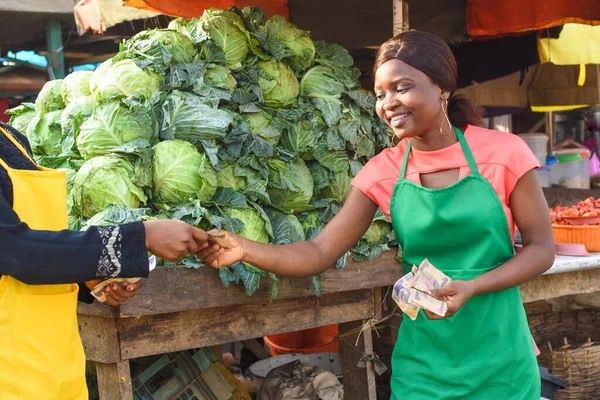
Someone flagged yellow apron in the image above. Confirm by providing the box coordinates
[0,126,87,399]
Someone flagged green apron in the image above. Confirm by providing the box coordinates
[389,127,540,399]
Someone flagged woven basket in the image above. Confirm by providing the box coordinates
[549,338,600,400]
[552,224,600,251]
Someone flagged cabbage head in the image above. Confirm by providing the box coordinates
[26,110,64,156]
[281,115,319,159]
[200,9,250,70]
[265,15,315,72]
[363,220,392,244]
[6,103,36,133]
[61,71,93,104]
[152,140,217,204]
[256,59,298,108]
[217,164,246,191]
[77,99,158,159]
[224,207,269,243]
[61,96,96,137]
[159,90,232,143]
[94,59,161,100]
[35,80,65,114]
[299,66,346,125]
[244,110,281,147]
[268,158,314,212]
[89,58,113,96]
[270,211,305,244]
[204,65,237,90]
[121,29,196,70]
[72,156,148,219]
[321,171,352,203]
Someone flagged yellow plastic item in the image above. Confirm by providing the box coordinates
[538,24,600,65]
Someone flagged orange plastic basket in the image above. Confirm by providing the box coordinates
[552,224,600,251]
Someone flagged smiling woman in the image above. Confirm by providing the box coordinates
[197,30,555,400]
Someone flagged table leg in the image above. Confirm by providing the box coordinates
[339,320,377,400]
[95,360,133,400]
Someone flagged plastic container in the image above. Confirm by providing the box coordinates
[264,325,339,356]
[553,149,591,188]
[519,133,548,166]
[537,167,550,188]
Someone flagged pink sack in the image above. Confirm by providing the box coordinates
[590,153,600,176]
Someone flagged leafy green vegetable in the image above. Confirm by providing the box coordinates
[244,110,281,147]
[224,206,270,243]
[6,103,36,133]
[158,90,233,144]
[77,98,158,159]
[72,155,148,219]
[264,15,315,72]
[35,80,65,114]
[267,158,314,212]
[118,29,197,73]
[61,71,93,104]
[256,59,299,108]
[152,140,217,204]
[94,59,161,100]
[27,110,64,156]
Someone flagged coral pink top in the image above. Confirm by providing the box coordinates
[352,125,540,242]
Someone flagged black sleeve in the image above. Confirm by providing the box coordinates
[0,191,150,285]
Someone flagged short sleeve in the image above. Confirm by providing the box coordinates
[351,146,403,220]
[503,135,541,197]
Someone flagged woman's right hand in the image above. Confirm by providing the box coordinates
[142,219,208,261]
[197,230,244,269]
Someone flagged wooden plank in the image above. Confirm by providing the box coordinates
[118,289,376,360]
[521,268,600,303]
[339,320,377,400]
[78,314,120,363]
[96,361,133,400]
[116,251,402,317]
[77,301,117,318]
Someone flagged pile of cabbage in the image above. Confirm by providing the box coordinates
[7,7,395,295]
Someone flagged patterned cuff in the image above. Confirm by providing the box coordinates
[95,222,149,278]
[96,225,124,277]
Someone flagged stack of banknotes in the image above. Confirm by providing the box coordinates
[391,259,451,319]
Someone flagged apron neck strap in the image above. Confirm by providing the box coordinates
[399,127,479,180]
[0,124,38,168]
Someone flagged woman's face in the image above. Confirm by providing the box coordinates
[374,59,445,141]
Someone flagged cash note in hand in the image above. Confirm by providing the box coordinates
[392,272,420,320]
[408,289,448,317]
[411,259,451,293]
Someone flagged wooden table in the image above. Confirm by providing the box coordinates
[79,251,600,399]
[78,252,403,400]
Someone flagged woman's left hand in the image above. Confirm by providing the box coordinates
[85,279,143,307]
[424,280,476,320]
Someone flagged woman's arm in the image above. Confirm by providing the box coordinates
[428,169,555,318]
[0,190,208,285]
[470,169,555,295]
[200,187,379,277]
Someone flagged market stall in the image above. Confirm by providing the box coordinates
[77,247,600,399]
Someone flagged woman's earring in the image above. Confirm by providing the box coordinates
[439,99,452,136]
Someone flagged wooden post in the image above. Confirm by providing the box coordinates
[45,19,65,79]
[339,320,378,400]
[545,111,554,154]
[96,360,133,400]
[392,0,409,36]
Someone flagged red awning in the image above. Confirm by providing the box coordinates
[123,0,288,19]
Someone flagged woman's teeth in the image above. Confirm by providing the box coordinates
[391,113,409,122]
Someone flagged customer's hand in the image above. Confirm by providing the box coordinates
[197,229,244,269]
[143,219,208,261]
[85,279,143,307]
